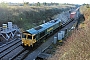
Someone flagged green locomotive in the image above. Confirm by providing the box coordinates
[22,19,62,47]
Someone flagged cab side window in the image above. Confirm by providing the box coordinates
[22,34,26,38]
[33,35,36,39]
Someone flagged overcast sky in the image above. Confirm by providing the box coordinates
[0,0,90,4]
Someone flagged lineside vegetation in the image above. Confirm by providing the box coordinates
[0,3,74,30]
[48,5,90,60]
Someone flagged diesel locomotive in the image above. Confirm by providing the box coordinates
[22,19,62,47]
[21,7,80,47]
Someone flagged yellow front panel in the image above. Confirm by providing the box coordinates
[22,38,27,46]
[22,38,36,47]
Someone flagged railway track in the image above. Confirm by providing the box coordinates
[0,38,22,59]
[0,42,21,58]
[0,19,78,60]
[2,46,25,60]
[13,50,29,60]
[0,38,18,48]
[0,38,43,60]
[0,39,21,53]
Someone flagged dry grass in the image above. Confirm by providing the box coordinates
[48,5,90,60]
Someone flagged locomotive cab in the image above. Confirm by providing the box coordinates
[22,32,36,47]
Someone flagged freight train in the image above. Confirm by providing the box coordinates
[21,7,80,47]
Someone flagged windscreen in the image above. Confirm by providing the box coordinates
[22,34,26,38]
[27,35,32,39]
[22,32,32,39]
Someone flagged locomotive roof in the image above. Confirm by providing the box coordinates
[26,19,61,35]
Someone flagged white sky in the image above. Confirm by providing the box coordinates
[0,0,90,4]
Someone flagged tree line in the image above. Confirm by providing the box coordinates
[0,2,60,6]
